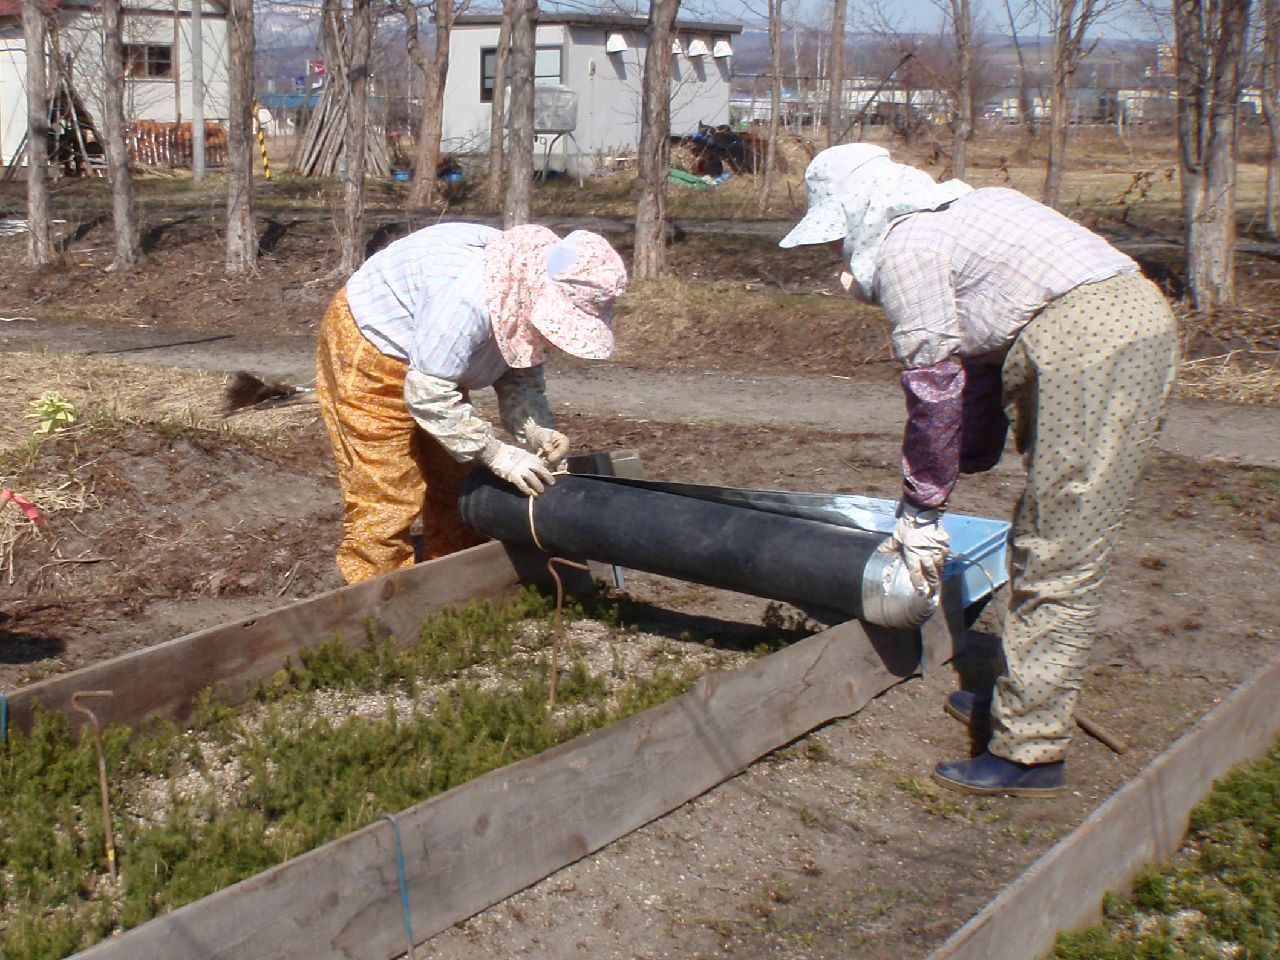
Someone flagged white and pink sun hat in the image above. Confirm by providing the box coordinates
[483,225,628,368]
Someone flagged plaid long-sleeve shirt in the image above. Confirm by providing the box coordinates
[874,188,1136,508]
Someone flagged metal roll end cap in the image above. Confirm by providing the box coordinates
[860,547,937,629]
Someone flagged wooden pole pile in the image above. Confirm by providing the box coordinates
[290,87,389,177]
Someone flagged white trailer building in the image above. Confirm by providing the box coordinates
[444,12,741,176]
[0,0,229,167]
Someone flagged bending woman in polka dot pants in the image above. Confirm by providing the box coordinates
[780,144,1179,797]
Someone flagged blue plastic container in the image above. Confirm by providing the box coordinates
[819,494,1010,608]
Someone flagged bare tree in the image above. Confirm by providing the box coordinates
[101,0,138,269]
[485,8,512,211]
[326,0,372,273]
[225,0,257,274]
[633,0,680,278]
[1043,0,1107,207]
[401,0,471,208]
[949,0,972,178]
[1002,0,1037,158]
[1261,0,1280,235]
[22,0,52,266]
[504,0,536,226]
[755,0,783,213]
[1174,0,1253,310]
[826,0,848,147]
[872,0,973,174]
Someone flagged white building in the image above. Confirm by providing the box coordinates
[0,0,229,167]
[444,12,741,176]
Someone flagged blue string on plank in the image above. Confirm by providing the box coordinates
[381,812,416,959]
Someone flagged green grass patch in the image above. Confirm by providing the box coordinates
[0,592,707,957]
[1053,742,1280,959]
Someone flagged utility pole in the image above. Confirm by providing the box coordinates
[191,0,205,180]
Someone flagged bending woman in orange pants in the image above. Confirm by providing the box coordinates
[316,223,627,583]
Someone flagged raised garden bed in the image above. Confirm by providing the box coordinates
[3,541,931,960]
[4,589,730,957]
[6,534,1278,960]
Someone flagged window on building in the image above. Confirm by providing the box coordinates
[124,43,173,79]
[481,45,562,102]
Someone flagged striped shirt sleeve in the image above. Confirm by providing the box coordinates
[876,224,962,369]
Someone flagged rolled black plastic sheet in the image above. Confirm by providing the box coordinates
[459,470,899,621]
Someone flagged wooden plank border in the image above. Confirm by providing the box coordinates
[70,619,922,960]
[5,541,547,735]
[927,653,1280,960]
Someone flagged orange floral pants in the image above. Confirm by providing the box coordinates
[315,289,484,583]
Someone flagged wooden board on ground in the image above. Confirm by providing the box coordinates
[4,541,546,735]
[926,653,1280,960]
[70,618,922,960]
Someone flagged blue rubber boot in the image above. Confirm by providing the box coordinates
[932,751,1065,798]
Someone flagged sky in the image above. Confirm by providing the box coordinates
[652,0,1168,42]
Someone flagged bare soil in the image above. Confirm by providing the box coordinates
[0,421,343,689]
[1,140,1278,957]
[1,394,1275,958]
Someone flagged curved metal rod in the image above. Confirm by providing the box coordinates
[546,557,592,712]
[70,690,117,881]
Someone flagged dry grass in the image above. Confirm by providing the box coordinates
[0,478,95,585]
[0,352,318,583]
[0,351,317,459]
[1177,350,1280,405]
[535,125,1274,227]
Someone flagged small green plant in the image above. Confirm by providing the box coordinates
[26,391,77,435]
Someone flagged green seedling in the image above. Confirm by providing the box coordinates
[26,391,77,435]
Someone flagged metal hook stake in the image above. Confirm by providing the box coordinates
[70,690,117,881]
[545,557,592,713]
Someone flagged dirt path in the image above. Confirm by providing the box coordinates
[3,317,1278,469]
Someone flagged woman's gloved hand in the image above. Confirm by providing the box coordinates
[480,440,556,496]
[523,423,571,466]
[877,502,950,596]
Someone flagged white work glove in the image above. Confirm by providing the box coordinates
[480,440,556,496]
[877,502,950,598]
[523,423,570,466]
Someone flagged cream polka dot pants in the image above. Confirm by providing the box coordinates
[988,272,1179,765]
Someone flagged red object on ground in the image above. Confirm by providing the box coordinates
[0,489,46,525]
